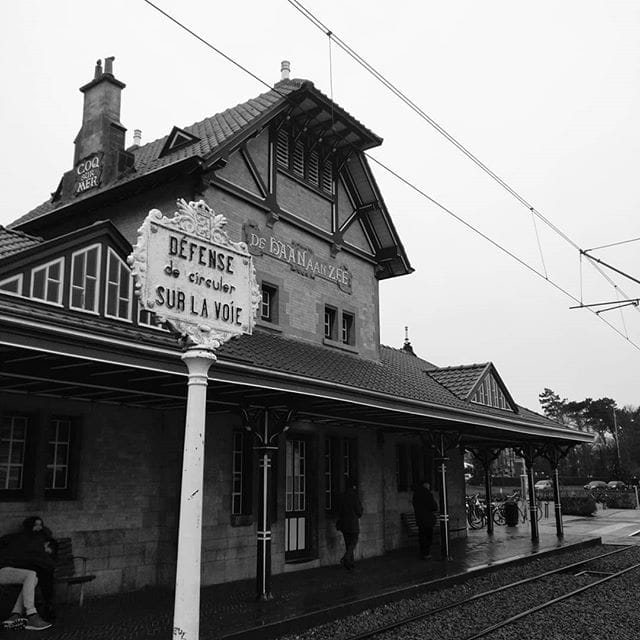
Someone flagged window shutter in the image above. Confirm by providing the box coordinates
[276,129,289,167]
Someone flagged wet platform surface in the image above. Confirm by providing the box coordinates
[0,520,608,640]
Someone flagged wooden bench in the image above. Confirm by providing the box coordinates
[54,537,96,607]
[401,512,419,537]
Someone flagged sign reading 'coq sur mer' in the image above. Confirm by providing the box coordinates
[128,199,260,349]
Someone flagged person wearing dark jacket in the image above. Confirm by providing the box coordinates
[412,480,439,560]
[0,517,55,631]
[336,478,363,571]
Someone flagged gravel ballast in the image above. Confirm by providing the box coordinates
[276,545,640,640]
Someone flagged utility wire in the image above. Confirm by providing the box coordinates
[288,0,640,310]
[141,0,640,352]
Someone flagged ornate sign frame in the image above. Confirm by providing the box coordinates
[128,198,260,350]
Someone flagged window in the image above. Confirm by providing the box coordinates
[324,306,337,340]
[138,307,167,330]
[396,442,432,492]
[31,258,63,305]
[285,439,306,512]
[326,436,358,511]
[231,431,244,515]
[471,374,512,410]
[230,430,253,521]
[46,418,71,490]
[70,245,101,313]
[275,128,334,195]
[105,248,132,321]
[321,160,333,194]
[396,444,410,492]
[260,284,278,323]
[324,437,333,511]
[341,312,355,345]
[0,415,28,490]
[0,274,22,296]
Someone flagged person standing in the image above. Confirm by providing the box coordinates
[412,480,439,560]
[337,478,363,571]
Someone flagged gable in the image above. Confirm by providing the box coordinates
[158,126,201,158]
[468,368,517,412]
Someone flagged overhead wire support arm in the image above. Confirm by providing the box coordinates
[569,298,640,310]
[580,250,640,287]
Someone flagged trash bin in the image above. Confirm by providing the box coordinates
[505,501,519,527]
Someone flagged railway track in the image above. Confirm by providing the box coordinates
[342,545,637,640]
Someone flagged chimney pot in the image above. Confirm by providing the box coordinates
[133,129,142,147]
[280,60,291,81]
[94,59,103,79]
[104,56,115,75]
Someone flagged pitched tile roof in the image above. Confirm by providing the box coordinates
[0,226,42,259]
[428,363,489,400]
[0,293,575,436]
[10,77,379,231]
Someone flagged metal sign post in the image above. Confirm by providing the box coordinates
[129,199,260,640]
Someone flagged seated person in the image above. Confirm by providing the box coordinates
[0,517,56,630]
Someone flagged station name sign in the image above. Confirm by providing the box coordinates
[74,153,103,195]
[129,199,260,348]
[243,223,352,294]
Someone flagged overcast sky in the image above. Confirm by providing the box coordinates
[1,1,639,413]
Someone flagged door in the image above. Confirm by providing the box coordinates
[285,437,309,560]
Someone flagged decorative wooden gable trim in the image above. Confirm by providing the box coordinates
[158,126,201,158]
[467,364,518,413]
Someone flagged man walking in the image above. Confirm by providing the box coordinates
[337,478,363,571]
[412,480,439,560]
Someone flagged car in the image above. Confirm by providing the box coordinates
[584,480,608,491]
[534,480,554,491]
[607,480,627,491]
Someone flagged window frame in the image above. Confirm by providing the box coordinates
[0,274,23,297]
[69,243,101,314]
[44,415,80,501]
[104,247,133,322]
[0,412,36,502]
[324,305,337,340]
[30,258,64,306]
[230,429,254,524]
[341,312,355,346]
[260,283,279,324]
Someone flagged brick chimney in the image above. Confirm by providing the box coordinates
[56,58,135,201]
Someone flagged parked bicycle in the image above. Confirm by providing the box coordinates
[492,491,542,525]
[465,493,487,529]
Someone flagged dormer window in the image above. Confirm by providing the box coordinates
[31,258,64,305]
[0,274,23,296]
[70,245,100,313]
[105,248,132,321]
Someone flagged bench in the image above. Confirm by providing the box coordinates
[54,537,96,607]
[401,512,419,537]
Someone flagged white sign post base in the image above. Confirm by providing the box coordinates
[172,348,217,640]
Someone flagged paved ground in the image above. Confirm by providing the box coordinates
[2,508,638,639]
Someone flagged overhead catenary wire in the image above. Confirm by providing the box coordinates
[287,0,640,310]
[140,0,640,353]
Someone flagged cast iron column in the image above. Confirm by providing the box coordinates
[522,447,540,543]
[436,434,451,560]
[255,411,277,601]
[483,460,494,535]
[551,465,563,538]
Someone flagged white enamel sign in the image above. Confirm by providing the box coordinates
[128,199,260,349]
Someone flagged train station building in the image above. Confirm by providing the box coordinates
[0,58,591,598]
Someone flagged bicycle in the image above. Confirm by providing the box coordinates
[465,494,487,529]
[492,491,542,525]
